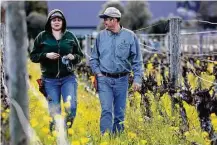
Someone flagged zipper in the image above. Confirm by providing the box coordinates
[55,40,60,78]
[50,31,66,78]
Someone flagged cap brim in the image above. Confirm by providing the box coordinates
[99,14,109,18]
[50,16,63,19]
[50,13,63,19]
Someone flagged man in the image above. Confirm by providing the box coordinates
[90,7,143,134]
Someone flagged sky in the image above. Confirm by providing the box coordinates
[47,1,178,27]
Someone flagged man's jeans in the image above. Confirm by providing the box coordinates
[44,75,77,128]
[97,75,129,134]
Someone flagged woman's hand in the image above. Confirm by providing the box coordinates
[46,52,60,59]
[66,53,75,60]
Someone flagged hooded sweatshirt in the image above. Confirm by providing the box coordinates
[30,9,83,78]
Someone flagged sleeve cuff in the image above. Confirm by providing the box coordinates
[42,53,47,59]
[94,68,101,74]
[73,54,77,60]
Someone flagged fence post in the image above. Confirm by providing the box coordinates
[6,2,29,145]
[197,34,204,88]
[168,17,181,115]
[84,35,90,66]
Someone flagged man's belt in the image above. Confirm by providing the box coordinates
[101,71,128,78]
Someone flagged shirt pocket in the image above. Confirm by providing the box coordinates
[116,42,130,60]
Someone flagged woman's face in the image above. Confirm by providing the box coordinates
[51,17,63,31]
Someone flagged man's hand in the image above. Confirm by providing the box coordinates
[132,82,141,92]
[66,53,75,60]
[46,52,60,59]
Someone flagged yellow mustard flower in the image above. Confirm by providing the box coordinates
[43,116,51,122]
[128,132,137,139]
[68,128,74,135]
[67,122,71,126]
[79,127,85,134]
[140,139,148,144]
[5,109,10,113]
[103,132,109,137]
[30,119,38,127]
[147,63,153,71]
[1,112,7,119]
[212,118,217,125]
[196,60,200,65]
[138,117,143,122]
[184,131,190,137]
[71,140,80,145]
[205,138,211,145]
[80,137,89,144]
[52,130,58,137]
[42,127,49,134]
[170,126,179,132]
[100,142,108,145]
[202,131,209,138]
[210,113,216,118]
[62,112,67,117]
[64,101,71,108]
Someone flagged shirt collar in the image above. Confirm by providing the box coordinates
[106,25,123,36]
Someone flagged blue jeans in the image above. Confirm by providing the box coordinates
[97,75,129,134]
[44,75,77,126]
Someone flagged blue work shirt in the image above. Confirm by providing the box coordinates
[90,27,144,84]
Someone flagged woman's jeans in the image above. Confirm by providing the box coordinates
[97,75,129,134]
[44,75,77,130]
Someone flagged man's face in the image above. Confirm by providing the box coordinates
[51,17,63,31]
[103,17,115,29]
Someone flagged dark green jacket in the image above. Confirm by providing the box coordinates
[30,9,83,78]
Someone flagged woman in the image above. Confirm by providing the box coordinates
[30,9,83,132]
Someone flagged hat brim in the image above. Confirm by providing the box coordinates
[50,12,63,20]
[50,16,63,20]
[99,14,110,18]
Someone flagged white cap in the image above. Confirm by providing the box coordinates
[99,7,121,18]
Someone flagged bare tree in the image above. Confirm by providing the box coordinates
[97,1,151,32]
[6,1,29,145]
[25,1,47,16]
[122,1,151,31]
[197,1,217,29]
[25,1,48,53]
[148,18,169,34]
